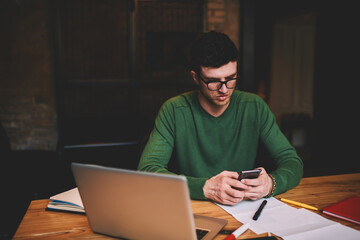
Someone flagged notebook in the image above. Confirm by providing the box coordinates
[47,187,85,213]
[71,163,227,240]
[322,195,360,225]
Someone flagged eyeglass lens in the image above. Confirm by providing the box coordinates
[208,79,237,91]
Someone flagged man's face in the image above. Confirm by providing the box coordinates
[192,61,237,112]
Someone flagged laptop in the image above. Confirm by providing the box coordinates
[71,163,227,240]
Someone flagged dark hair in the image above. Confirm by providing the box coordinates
[188,30,238,74]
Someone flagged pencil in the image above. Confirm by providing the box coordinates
[279,198,318,211]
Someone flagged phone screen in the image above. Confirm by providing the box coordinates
[238,169,261,180]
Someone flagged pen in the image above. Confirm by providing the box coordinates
[279,198,318,211]
[223,222,250,240]
[252,199,267,220]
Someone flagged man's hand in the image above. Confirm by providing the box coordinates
[240,167,273,200]
[203,171,249,205]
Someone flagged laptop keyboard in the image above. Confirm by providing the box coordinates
[196,229,209,240]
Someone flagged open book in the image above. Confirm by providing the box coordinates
[47,188,85,214]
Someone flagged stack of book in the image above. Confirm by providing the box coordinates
[47,188,85,214]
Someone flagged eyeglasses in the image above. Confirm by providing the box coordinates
[197,73,238,91]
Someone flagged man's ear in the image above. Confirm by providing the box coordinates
[190,70,199,85]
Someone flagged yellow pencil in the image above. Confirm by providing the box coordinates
[279,198,319,211]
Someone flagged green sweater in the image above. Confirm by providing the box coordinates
[138,90,303,200]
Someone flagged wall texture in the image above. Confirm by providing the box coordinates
[205,0,240,48]
[0,0,58,150]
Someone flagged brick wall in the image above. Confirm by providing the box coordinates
[0,0,57,150]
[205,0,240,49]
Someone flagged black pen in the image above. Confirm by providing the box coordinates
[252,199,267,220]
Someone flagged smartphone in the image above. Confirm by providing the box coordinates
[238,169,262,180]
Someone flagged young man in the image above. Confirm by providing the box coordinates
[138,31,303,205]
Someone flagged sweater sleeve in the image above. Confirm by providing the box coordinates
[257,98,304,196]
[137,100,208,200]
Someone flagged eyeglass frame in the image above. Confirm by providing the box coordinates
[196,72,239,91]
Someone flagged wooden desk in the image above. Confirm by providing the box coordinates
[14,173,360,239]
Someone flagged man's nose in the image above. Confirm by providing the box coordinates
[218,81,229,93]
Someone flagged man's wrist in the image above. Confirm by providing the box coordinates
[265,174,276,197]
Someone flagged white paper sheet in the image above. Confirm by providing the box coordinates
[216,197,360,240]
[49,187,83,207]
[283,222,360,240]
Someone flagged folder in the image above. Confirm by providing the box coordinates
[322,195,360,225]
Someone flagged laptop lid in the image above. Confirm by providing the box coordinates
[71,163,227,240]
